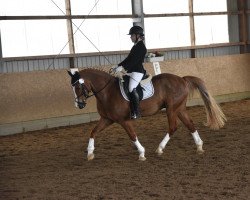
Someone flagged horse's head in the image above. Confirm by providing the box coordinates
[67,70,91,109]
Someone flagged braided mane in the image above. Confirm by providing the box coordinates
[80,67,116,77]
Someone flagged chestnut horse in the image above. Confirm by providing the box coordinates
[67,68,226,161]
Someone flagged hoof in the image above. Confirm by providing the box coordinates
[197,145,205,154]
[197,149,205,154]
[87,153,95,161]
[155,147,163,155]
[139,156,146,161]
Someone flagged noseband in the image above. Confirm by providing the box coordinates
[72,79,91,99]
[72,79,93,108]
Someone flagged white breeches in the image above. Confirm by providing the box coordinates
[128,72,144,92]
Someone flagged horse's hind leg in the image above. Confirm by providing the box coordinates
[178,109,204,154]
[156,108,177,155]
[120,121,146,161]
[87,117,113,161]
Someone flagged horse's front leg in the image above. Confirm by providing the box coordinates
[120,121,146,161]
[87,117,113,161]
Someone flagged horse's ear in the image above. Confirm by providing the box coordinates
[67,70,73,77]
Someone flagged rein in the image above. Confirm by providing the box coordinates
[90,76,113,98]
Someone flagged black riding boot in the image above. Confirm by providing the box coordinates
[129,88,140,119]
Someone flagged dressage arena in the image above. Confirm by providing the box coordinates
[0,54,250,199]
[1,1,250,199]
[0,99,249,199]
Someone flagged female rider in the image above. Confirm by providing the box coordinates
[113,25,147,119]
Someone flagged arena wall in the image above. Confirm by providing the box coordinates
[0,53,249,135]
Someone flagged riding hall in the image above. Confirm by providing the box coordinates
[1,0,250,199]
[1,53,250,199]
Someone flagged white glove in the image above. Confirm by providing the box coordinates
[111,65,117,72]
[116,66,123,72]
[111,65,123,73]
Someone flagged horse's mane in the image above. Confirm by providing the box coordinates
[80,67,105,73]
[80,67,115,78]
[81,67,107,72]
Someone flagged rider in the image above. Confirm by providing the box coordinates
[113,25,147,119]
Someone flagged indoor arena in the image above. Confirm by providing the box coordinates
[0,0,250,199]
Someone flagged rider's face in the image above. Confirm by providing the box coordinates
[130,34,137,43]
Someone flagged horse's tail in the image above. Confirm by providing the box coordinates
[183,76,227,130]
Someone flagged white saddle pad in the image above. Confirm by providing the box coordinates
[119,79,154,101]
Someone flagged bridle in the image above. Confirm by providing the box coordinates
[71,79,91,109]
[71,74,113,109]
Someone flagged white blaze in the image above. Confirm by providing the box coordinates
[70,68,79,74]
[70,68,79,107]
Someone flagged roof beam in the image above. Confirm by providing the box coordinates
[0,31,3,72]
[237,0,248,53]
[131,0,144,28]
[0,11,244,21]
[189,0,196,58]
[0,15,135,20]
[65,0,75,68]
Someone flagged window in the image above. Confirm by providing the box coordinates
[1,20,69,57]
[0,0,230,57]
[193,0,227,12]
[71,0,132,53]
[71,0,131,15]
[73,18,133,53]
[0,0,65,16]
[144,0,229,47]
[144,0,189,14]
[145,17,191,49]
[144,0,190,48]
[194,15,229,45]
[193,0,229,45]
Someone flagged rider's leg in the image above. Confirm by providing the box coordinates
[128,72,144,119]
[128,72,144,92]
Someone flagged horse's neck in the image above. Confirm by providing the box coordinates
[82,69,113,86]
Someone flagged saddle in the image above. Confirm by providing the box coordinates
[118,74,154,101]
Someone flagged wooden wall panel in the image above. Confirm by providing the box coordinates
[0,54,249,126]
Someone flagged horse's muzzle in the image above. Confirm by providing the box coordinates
[78,101,86,109]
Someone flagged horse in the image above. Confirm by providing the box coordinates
[67,68,226,161]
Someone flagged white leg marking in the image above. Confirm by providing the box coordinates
[87,138,95,160]
[191,130,204,154]
[191,130,203,145]
[156,133,170,155]
[134,137,146,161]
[72,86,78,107]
